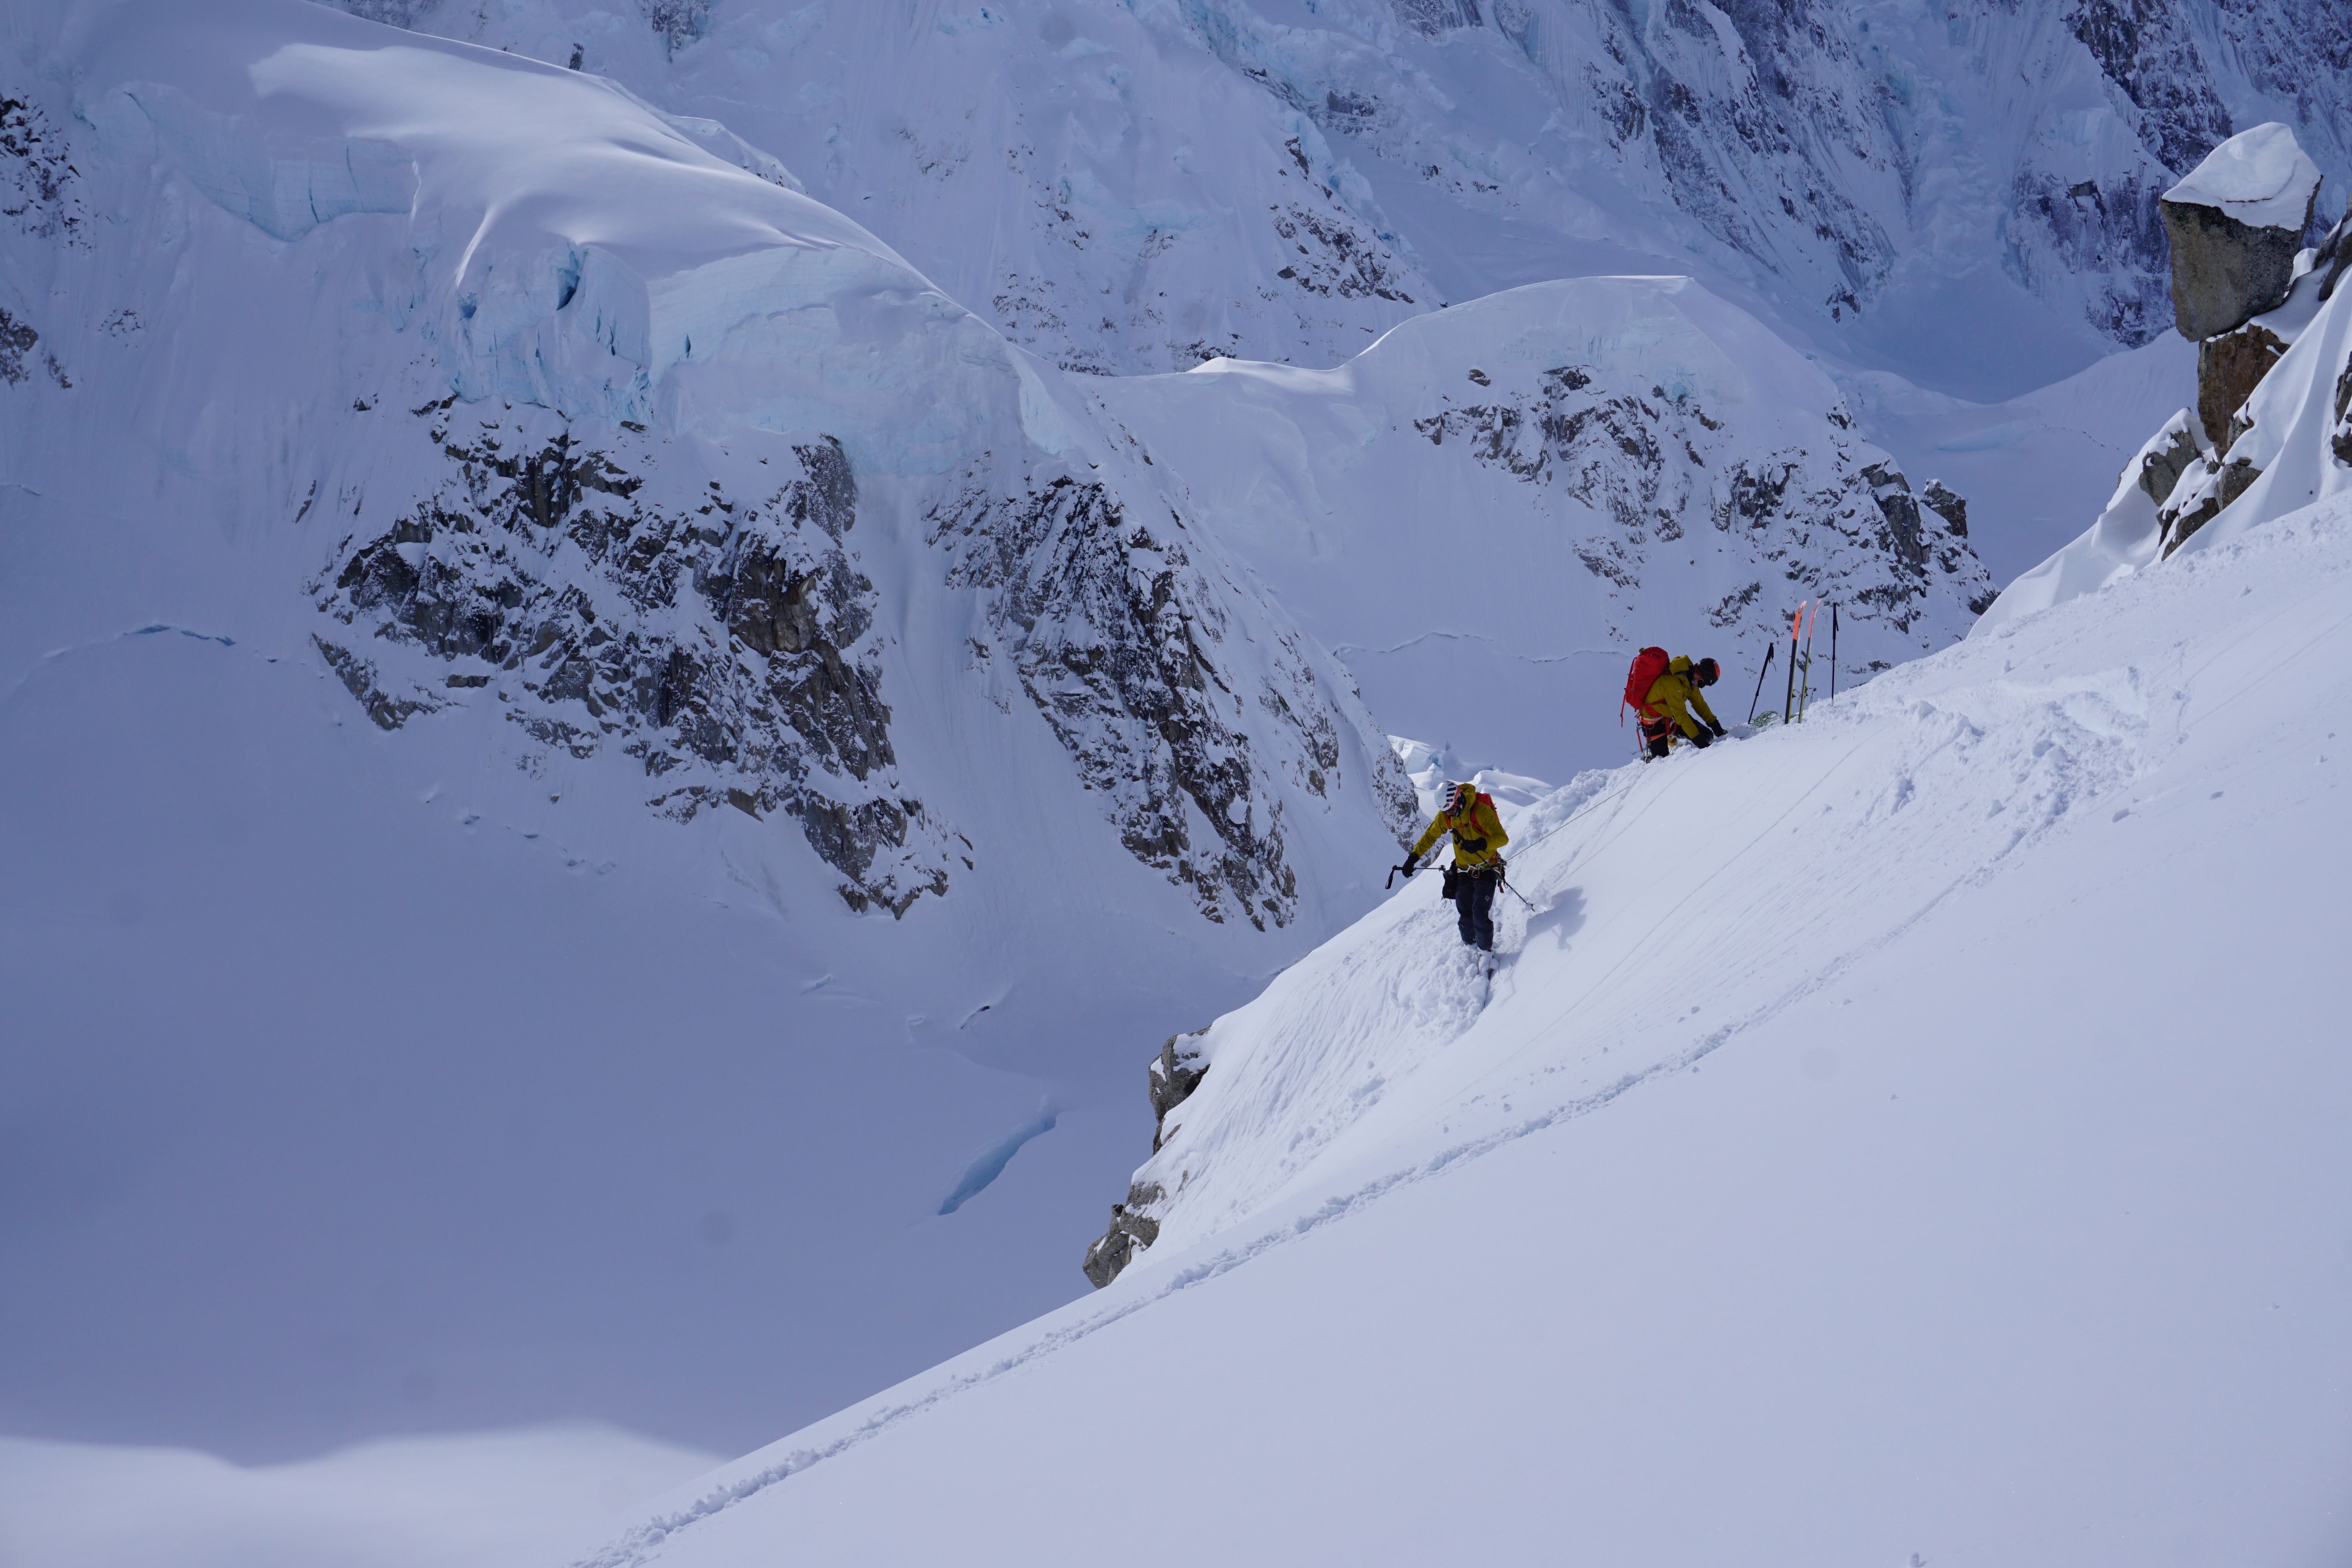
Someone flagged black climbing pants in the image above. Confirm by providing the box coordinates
[1640,715,1676,760]
[1450,865,1499,951]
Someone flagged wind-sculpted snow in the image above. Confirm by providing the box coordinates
[580,486,2352,1568]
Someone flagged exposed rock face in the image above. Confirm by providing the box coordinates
[2317,197,2352,304]
[314,403,955,915]
[2156,450,2262,555]
[1392,0,1481,35]
[1921,480,1969,538]
[1405,368,1996,632]
[2137,414,2206,505]
[1080,1182,1164,1289]
[1081,1025,1210,1286]
[2334,349,2352,466]
[1147,1028,1210,1153]
[928,473,1414,928]
[2162,199,2312,340]
[2198,323,2290,447]
[1,94,87,244]
[0,305,38,385]
[2160,125,2326,341]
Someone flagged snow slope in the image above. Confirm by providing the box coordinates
[0,1426,722,1568]
[585,486,2352,1567]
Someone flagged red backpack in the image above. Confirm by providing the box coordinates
[1622,646,1671,722]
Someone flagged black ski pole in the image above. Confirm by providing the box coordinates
[1746,641,1776,723]
[1829,602,1838,702]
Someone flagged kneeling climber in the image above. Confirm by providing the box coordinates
[1401,780,1510,952]
[1631,649,1728,760]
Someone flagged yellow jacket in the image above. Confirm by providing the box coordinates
[1644,656,1722,740]
[1410,791,1509,871]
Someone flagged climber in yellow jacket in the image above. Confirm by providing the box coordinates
[1401,780,1510,951]
[1638,655,1726,760]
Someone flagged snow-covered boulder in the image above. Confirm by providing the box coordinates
[1979,237,2352,629]
[2160,123,2325,342]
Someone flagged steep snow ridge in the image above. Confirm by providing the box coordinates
[1117,599,2141,1262]
[580,486,2352,1568]
[1094,276,1992,782]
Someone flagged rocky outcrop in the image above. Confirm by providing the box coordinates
[314,403,955,915]
[2332,343,2352,468]
[928,472,1415,929]
[2136,413,2205,505]
[2197,324,2290,447]
[2316,197,2352,305]
[1080,1025,1210,1287]
[1147,1028,1210,1152]
[1406,368,1996,634]
[1921,479,1969,538]
[2163,200,2310,341]
[1080,1182,1165,1289]
[1,94,87,245]
[2160,124,2325,341]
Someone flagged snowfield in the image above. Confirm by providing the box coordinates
[586,487,2352,1566]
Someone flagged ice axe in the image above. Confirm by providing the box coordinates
[1746,640,1777,724]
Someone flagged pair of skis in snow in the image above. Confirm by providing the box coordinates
[1748,600,1838,726]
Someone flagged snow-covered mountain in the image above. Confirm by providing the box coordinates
[314,0,2350,399]
[7,1,2347,1563]
[0,0,1422,1475]
[577,479,2352,1568]
[1090,273,1991,782]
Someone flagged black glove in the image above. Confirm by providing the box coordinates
[1688,727,1712,749]
[1707,719,1728,738]
[1399,853,1419,877]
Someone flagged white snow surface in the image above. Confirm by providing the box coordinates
[2163,120,2326,230]
[0,1426,721,1568]
[590,485,2352,1568]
